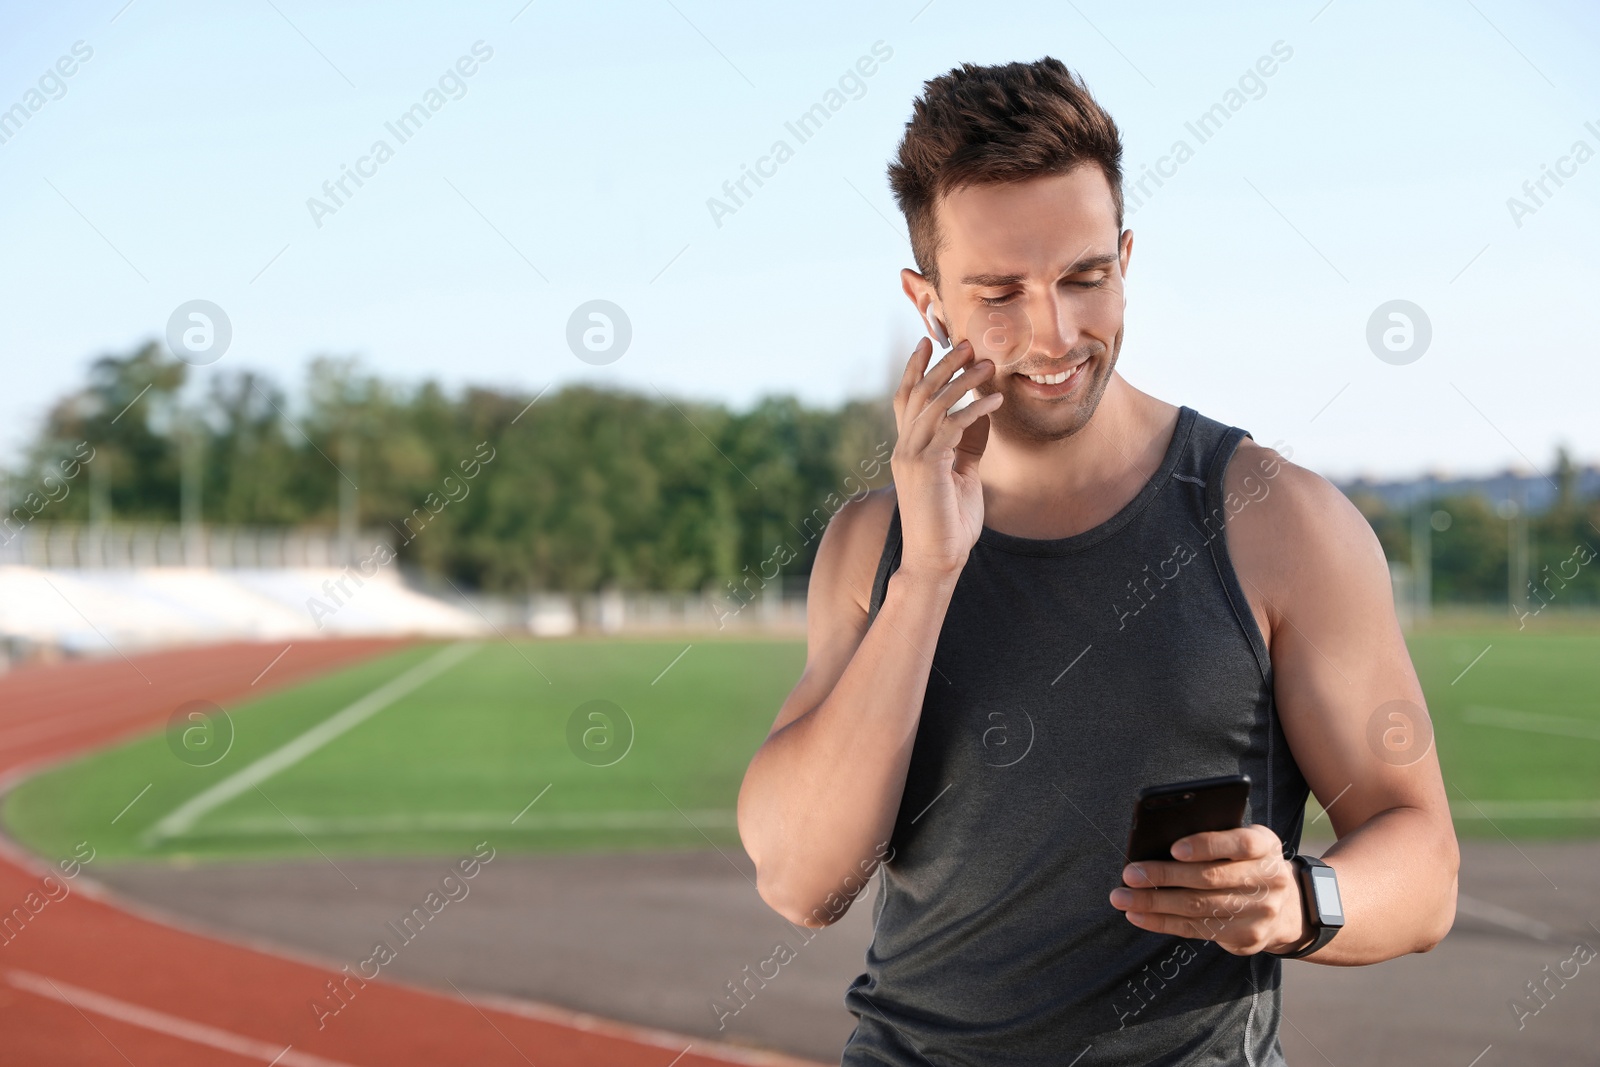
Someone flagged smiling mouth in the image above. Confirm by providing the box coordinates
[1021,360,1089,387]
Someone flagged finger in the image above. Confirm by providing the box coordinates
[951,396,1000,473]
[1122,859,1235,890]
[925,358,994,417]
[904,352,985,451]
[895,337,934,397]
[1121,910,1203,940]
[1125,908,1258,954]
[1111,886,1250,921]
[893,337,935,422]
[911,360,993,444]
[927,389,1000,454]
[1171,825,1277,863]
[907,340,974,417]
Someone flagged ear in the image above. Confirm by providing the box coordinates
[1118,228,1134,306]
[901,267,951,350]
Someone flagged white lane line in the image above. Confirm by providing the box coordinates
[1463,705,1600,742]
[7,970,364,1067]
[146,643,479,842]
[445,978,536,1065]
[193,809,738,836]
[1454,894,1554,942]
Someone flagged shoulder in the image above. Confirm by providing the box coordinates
[1222,439,1389,625]
[1225,439,1374,543]
[811,484,899,616]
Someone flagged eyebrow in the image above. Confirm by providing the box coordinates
[960,252,1120,288]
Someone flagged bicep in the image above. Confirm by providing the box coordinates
[1232,463,1449,835]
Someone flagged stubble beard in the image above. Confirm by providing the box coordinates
[974,331,1121,444]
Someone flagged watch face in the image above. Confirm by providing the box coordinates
[1310,865,1344,925]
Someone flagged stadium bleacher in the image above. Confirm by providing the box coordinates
[0,564,486,659]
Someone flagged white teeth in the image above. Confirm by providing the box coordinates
[1026,368,1074,385]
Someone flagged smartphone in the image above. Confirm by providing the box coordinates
[1125,774,1251,863]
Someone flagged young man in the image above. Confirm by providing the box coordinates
[736,57,1458,1065]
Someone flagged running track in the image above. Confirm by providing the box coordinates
[0,640,824,1067]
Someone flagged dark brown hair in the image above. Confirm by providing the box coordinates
[887,57,1124,291]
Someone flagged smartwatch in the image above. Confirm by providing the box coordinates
[1267,854,1344,959]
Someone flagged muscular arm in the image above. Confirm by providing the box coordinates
[738,337,1001,929]
[1111,441,1459,962]
[1235,443,1459,961]
[736,488,956,927]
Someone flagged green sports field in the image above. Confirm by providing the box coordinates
[1402,618,1600,833]
[4,638,805,864]
[5,622,1598,866]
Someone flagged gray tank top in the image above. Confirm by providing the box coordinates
[843,406,1309,1066]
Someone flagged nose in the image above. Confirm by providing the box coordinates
[1026,290,1078,364]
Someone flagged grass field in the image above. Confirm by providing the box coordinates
[5,622,1598,866]
[1400,617,1600,836]
[3,638,804,864]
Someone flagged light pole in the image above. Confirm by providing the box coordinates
[1499,496,1528,618]
[338,436,359,568]
[1411,492,1431,624]
[181,415,204,565]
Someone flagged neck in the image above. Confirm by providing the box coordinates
[979,374,1180,540]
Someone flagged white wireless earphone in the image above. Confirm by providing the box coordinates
[927,301,952,350]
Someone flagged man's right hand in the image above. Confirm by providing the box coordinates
[740,338,995,928]
[890,337,1004,581]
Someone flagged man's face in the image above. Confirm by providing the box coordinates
[928,165,1131,442]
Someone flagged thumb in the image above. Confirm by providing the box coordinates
[953,411,991,478]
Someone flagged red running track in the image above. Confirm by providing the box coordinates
[0,640,823,1067]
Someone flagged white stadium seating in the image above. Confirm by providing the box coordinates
[0,565,486,655]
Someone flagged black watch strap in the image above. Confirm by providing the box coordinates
[1266,854,1343,960]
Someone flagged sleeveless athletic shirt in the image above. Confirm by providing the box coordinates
[842,406,1311,1067]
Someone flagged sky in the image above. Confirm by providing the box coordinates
[0,0,1597,481]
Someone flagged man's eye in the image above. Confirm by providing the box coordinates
[1070,277,1108,289]
[980,294,1016,306]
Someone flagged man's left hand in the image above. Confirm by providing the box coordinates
[1107,825,1309,956]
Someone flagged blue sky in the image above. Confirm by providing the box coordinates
[1,0,1596,479]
